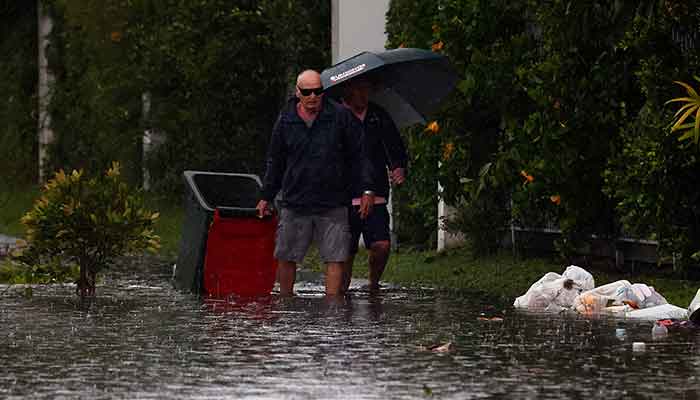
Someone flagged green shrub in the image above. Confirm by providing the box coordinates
[0,256,79,287]
[387,0,700,264]
[40,0,330,191]
[15,162,160,297]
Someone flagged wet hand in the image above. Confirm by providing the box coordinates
[390,168,405,185]
[256,200,272,218]
[359,192,375,219]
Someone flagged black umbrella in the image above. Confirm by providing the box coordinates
[320,48,458,129]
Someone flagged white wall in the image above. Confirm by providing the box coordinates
[331,0,390,63]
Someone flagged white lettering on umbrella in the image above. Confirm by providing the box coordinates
[330,64,367,82]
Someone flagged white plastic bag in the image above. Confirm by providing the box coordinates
[573,280,635,315]
[626,304,688,320]
[513,266,593,311]
[562,265,595,291]
[513,272,561,309]
[688,288,700,323]
[630,283,667,309]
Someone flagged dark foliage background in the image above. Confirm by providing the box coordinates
[1,0,330,193]
[387,0,700,269]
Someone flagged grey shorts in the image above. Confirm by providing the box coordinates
[274,207,351,263]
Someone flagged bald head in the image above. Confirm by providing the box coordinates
[296,69,324,114]
[297,69,321,87]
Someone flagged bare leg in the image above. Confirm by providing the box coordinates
[368,240,390,292]
[342,254,355,293]
[325,261,345,296]
[278,260,297,296]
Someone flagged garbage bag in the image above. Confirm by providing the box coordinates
[513,266,593,311]
[625,304,688,320]
[688,289,700,323]
[573,280,636,315]
[513,272,560,309]
[630,283,667,309]
[562,265,595,291]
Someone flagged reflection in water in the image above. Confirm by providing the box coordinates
[1,262,699,399]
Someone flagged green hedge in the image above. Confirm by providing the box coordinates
[387,0,700,268]
[0,2,38,185]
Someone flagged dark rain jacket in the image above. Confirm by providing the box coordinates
[350,102,408,199]
[261,97,374,214]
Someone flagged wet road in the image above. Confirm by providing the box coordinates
[1,261,699,399]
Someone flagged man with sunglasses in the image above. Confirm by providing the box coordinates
[256,69,375,297]
[340,76,408,294]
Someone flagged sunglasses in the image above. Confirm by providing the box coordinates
[298,86,324,96]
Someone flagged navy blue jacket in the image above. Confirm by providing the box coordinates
[350,102,408,199]
[261,97,374,213]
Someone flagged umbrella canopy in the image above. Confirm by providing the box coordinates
[320,48,458,129]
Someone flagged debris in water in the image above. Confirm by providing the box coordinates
[652,321,668,339]
[477,316,504,322]
[429,342,452,353]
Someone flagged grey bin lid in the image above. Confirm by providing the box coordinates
[184,170,261,213]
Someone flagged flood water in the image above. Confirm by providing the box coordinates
[1,260,699,399]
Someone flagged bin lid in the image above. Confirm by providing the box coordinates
[184,171,261,211]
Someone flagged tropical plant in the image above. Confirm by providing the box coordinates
[666,77,700,145]
[387,0,700,264]
[14,162,160,297]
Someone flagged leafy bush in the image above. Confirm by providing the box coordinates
[0,3,38,185]
[605,53,700,270]
[15,162,160,297]
[387,0,700,268]
[0,256,79,286]
[42,0,330,191]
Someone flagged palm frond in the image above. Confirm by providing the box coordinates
[674,80,700,98]
[667,79,700,147]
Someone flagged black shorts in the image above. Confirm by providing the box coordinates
[349,204,391,254]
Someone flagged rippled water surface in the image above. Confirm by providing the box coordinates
[1,261,699,399]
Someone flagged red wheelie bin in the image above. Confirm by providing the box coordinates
[203,207,277,298]
[173,171,277,298]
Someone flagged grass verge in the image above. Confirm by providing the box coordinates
[1,185,698,306]
[0,184,39,237]
[348,246,700,307]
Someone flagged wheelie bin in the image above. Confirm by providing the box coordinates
[173,170,277,297]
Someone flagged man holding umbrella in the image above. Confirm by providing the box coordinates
[322,48,457,292]
[340,76,408,293]
[256,69,376,297]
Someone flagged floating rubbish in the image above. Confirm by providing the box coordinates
[615,328,626,340]
[689,289,700,323]
[632,342,646,352]
[651,321,668,339]
[626,304,688,320]
[428,342,452,353]
[477,316,504,322]
[513,265,594,311]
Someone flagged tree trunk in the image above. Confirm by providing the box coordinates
[76,263,96,298]
[37,0,54,183]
